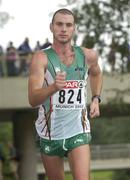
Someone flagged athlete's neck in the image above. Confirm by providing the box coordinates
[52,42,75,66]
[52,42,74,55]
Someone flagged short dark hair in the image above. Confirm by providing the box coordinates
[51,8,75,24]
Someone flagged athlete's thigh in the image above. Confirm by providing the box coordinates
[68,145,91,180]
[41,154,65,180]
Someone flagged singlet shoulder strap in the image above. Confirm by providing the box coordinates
[74,46,88,78]
[73,46,86,68]
[43,48,61,78]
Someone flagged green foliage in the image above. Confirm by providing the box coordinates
[112,169,130,180]
[90,116,130,144]
[101,104,130,117]
[66,0,130,73]
[0,122,15,179]
[0,122,12,144]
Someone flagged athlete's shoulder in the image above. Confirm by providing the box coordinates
[31,50,48,67]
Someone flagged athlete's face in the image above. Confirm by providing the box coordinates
[50,13,75,44]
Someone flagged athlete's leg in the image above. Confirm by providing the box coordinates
[68,144,91,180]
[41,154,65,180]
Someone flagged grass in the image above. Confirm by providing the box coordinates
[91,170,113,180]
[45,170,113,180]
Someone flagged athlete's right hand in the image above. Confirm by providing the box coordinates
[54,71,66,90]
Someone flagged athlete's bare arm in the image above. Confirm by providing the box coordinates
[28,51,66,107]
[82,47,103,118]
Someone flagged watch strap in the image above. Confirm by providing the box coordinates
[92,95,101,103]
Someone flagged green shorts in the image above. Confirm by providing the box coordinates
[40,133,91,157]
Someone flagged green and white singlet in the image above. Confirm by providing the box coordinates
[35,46,91,140]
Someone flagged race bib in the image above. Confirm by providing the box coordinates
[52,80,86,109]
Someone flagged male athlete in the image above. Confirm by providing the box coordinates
[28,8,102,180]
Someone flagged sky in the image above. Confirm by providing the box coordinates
[0,0,74,49]
[0,0,105,69]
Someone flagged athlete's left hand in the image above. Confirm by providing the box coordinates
[89,99,100,118]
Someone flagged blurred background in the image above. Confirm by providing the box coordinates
[0,0,130,180]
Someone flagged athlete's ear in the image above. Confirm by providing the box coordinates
[50,23,53,32]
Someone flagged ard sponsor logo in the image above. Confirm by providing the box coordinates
[64,81,84,89]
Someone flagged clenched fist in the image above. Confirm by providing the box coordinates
[54,71,66,90]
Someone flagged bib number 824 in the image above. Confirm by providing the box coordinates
[58,89,82,104]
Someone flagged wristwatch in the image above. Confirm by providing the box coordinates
[92,95,101,103]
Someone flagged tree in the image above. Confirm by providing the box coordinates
[112,169,130,180]
[0,0,11,28]
[65,0,130,73]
